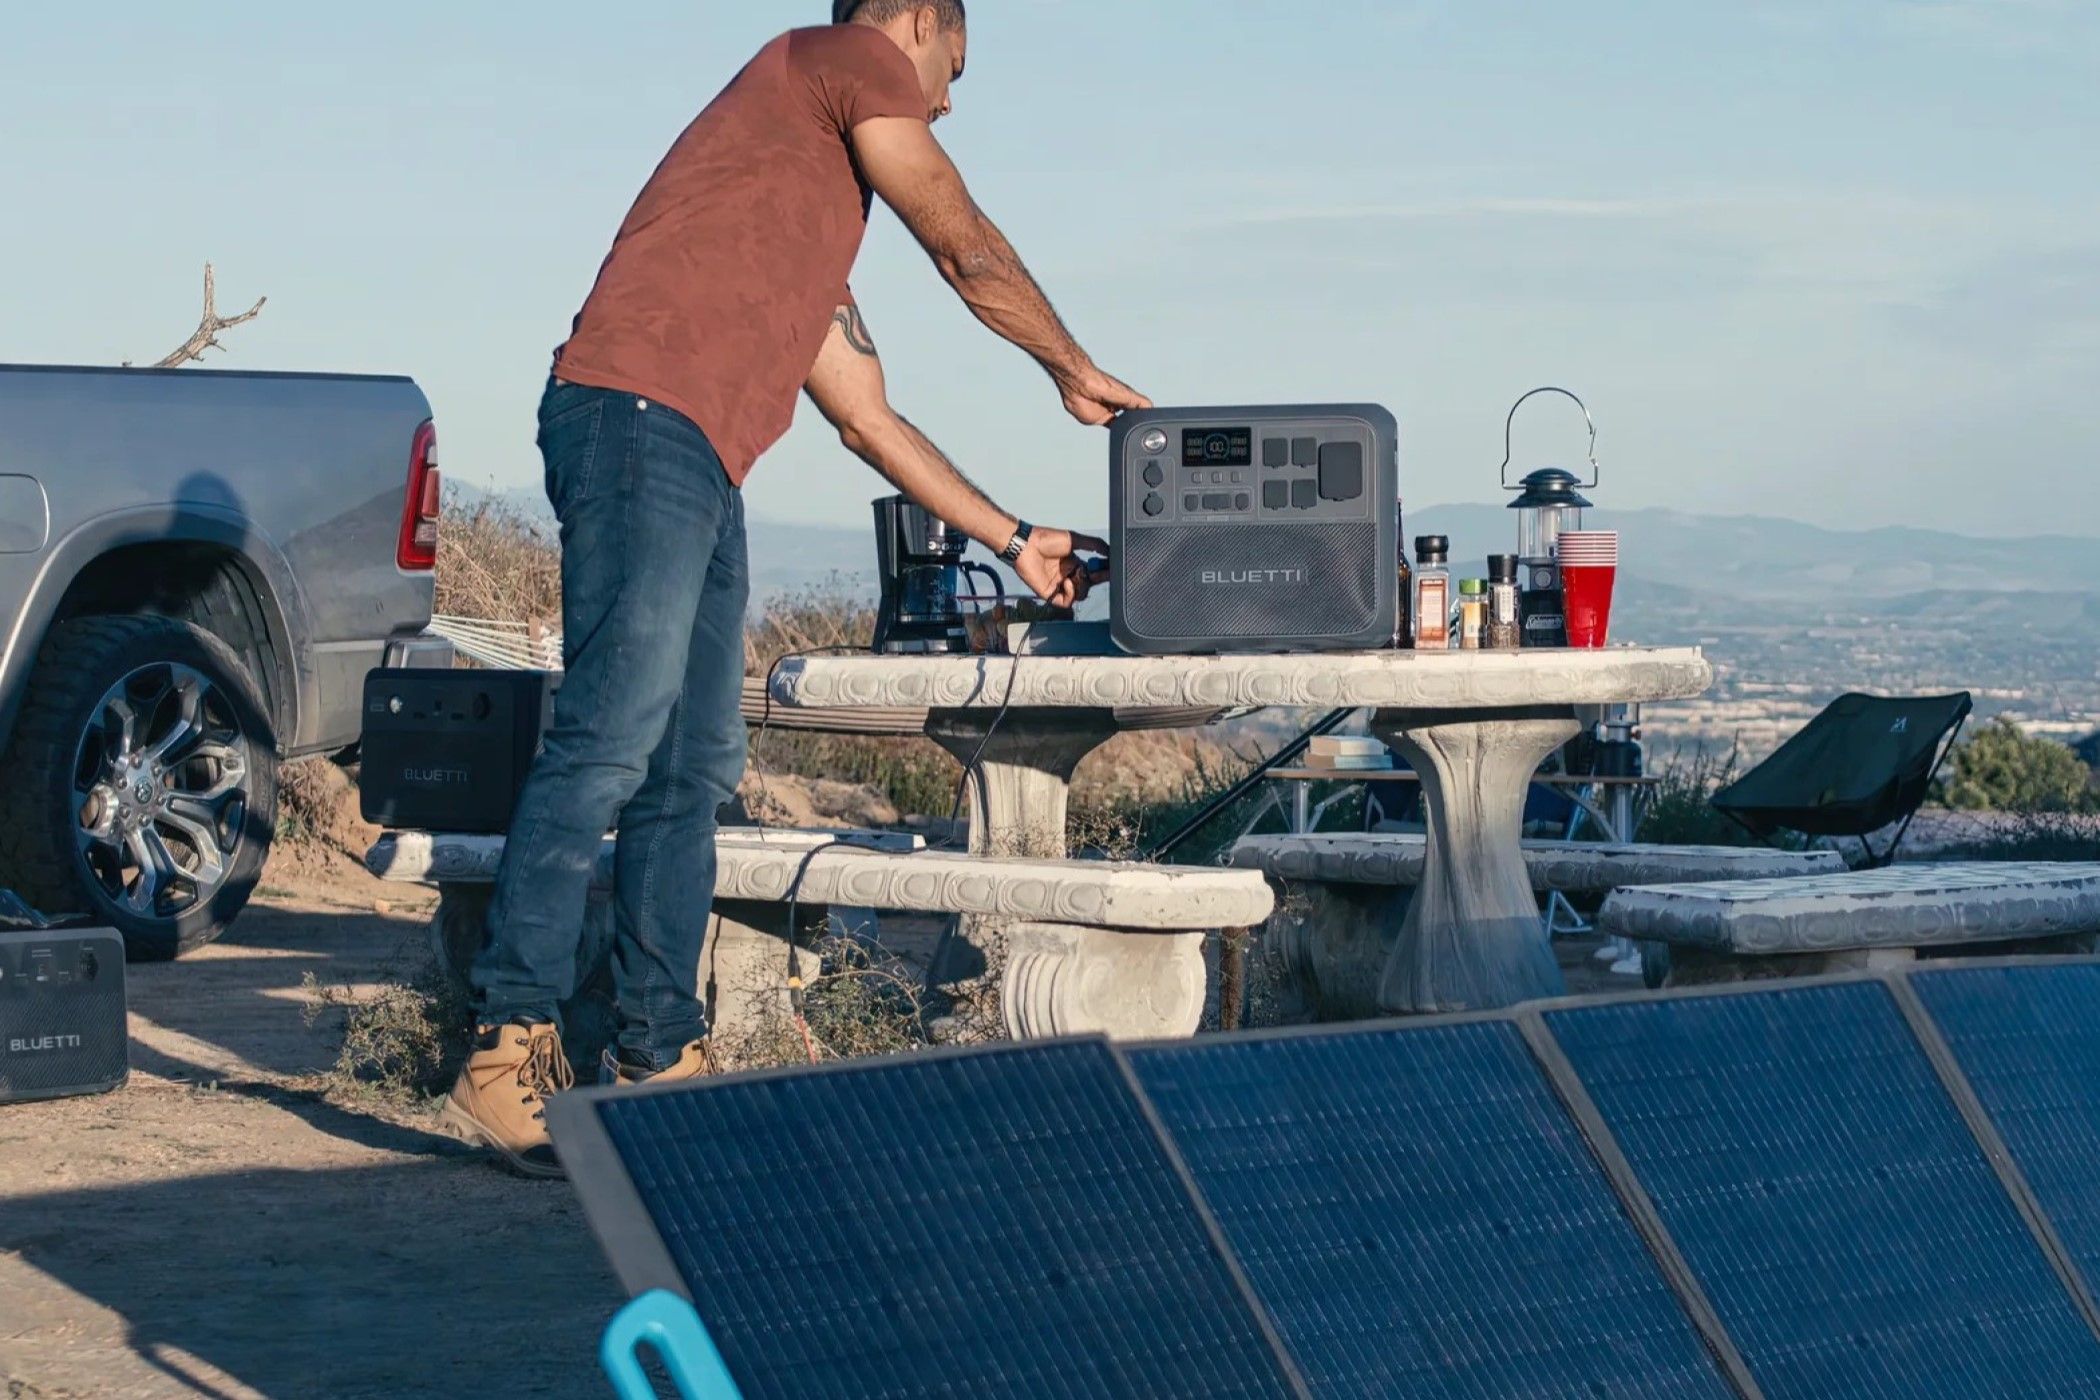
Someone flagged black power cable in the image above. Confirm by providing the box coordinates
[1138,707,1360,863]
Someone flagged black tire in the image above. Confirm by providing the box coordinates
[0,615,278,961]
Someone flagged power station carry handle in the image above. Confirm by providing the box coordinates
[1499,386,1600,491]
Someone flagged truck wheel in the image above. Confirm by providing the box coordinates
[0,616,278,960]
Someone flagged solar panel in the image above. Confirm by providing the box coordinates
[1912,961,2100,1303]
[551,1039,1306,1400]
[1128,1022,1735,1398]
[1545,980,2100,1399]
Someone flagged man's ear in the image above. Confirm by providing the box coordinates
[915,4,938,46]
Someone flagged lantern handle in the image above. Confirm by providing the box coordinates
[1499,386,1599,491]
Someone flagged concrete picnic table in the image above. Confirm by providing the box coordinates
[769,646,1715,1014]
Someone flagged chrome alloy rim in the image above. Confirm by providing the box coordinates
[72,662,252,920]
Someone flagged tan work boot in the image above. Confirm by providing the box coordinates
[599,1039,718,1088]
[441,1019,575,1178]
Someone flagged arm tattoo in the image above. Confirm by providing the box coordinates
[833,303,878,357]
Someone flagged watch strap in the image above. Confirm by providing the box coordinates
[1000,521,1034,564]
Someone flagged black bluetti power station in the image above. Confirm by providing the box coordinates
[1110,405,1401,655]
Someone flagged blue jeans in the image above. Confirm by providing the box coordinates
[474,380,749,1070]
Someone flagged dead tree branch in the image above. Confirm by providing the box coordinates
[147,263,267,368]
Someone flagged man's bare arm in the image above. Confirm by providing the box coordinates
[804,305,1106,605]
[850,116,1151,427]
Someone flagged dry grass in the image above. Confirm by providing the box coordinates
[300,933,473,1106]
[716,931,933,1069]
[435,490,562,630]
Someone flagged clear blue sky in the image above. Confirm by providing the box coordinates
[4,1,2095,537]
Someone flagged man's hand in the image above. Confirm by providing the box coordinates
[1014,529,1110,608]
[1054,363,1152,428]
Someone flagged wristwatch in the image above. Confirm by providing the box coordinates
[999,520,1034,565]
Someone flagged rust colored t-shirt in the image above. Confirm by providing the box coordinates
[552,26,926,485]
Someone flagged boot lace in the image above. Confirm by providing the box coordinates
[520,1032,575,1122]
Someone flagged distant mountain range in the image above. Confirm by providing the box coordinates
[447,482,2100,607]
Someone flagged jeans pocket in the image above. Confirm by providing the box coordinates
[540,395,608,519]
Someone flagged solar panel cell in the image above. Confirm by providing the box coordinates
[1913,962,2100,1306]
[1546,981,2100,1399]
[1130,1022,1734,1398]
[586,1041,1303,1400]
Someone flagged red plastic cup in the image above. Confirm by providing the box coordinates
[1558,532,1619,648]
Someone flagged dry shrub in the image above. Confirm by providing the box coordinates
[714,931,931,1069]
[1636,742,1807,850]
[1927,810,2100,863]
[436,490,562,628]
[744,577,871,674]
[301,934,473,1106]
[270,756,384,880]
[745,581,962,821]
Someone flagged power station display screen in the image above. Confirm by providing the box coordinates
[1182,428,1252,468]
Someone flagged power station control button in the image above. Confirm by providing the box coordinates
[1142,493,1166,517]
[1202,493,1230,511]
[1262,438,1289,468]
[1141,461,1164,488]
[1319,441,1365,501]
[1290,478,1318,509]
[1263,480,1289,510]
[1234,493,1251,511]
[1184,494,1200,512]
[1291,437,1318,467]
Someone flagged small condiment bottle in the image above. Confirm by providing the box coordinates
[1412,536,1451,650]
[1458,578,1486,650]
[1486,554,1522,649]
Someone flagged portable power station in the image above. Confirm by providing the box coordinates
[1109,404,1400,655]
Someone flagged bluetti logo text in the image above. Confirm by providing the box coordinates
[1201,568,1308,586]
[9,1034,82,1054]
[404,767,471,786]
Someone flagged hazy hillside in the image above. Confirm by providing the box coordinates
[452,483,2100,605]
[1405,504,2100,600]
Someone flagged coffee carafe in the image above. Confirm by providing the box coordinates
[1499,388,1599,649]
[872,496,999,654]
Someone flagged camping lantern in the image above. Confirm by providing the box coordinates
[1500,387,1599,649]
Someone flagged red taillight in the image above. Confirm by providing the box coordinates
[397,419,440,571]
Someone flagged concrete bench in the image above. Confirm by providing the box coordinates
[367,828,1272,1058]
[1601,861,2100,985]
[1229,833,1844,1022]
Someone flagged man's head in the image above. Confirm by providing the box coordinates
[833,1,967,122]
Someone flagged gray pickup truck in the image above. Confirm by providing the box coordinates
[0,365,452,958]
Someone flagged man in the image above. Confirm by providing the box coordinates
[442,0,1150,1175]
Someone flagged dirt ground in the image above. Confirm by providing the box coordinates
[0,862,617,1400]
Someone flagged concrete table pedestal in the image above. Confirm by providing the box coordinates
[1370,706,1579,1013]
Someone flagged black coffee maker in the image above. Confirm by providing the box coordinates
[872,496,1001,654]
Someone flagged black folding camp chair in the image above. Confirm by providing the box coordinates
[1710,692,1973,869]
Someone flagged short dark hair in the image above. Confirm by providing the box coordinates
[833,0,965,29]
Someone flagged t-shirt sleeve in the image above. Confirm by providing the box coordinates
[790,26,928,134]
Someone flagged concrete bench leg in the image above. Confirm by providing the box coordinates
[997,922,1208,1041]
[1370,707,1576,1013]
[429,885,825,1070]
[922,918,1212,1044]
[1247,881,1412,1026]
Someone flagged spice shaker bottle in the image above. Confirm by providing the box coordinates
[1487,554,1522,649]
[1458,579,1485,649]
[1412,536,1451,650]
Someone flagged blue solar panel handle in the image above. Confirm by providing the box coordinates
[601,1290,742,1400]
[1499,386,1600,490]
